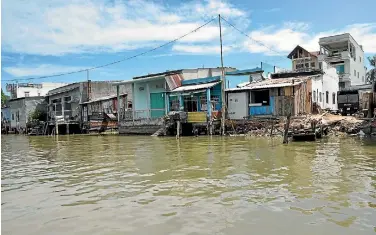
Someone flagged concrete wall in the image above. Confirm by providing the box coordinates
[133,78,166,118]
[90,82,132,101]
[9,98,24,129]
[182,68,236,80]
[311,63,339,110]
[48,87,81,121]
[9,97,45,129]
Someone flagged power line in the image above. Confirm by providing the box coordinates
[3,17,216,82]
[220,16,344,81]
[219,16,290,62]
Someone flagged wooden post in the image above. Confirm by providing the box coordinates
[132,83,135,125]
[176,120,180,139]
[218,14,226,136]
[283,115,291,144]
[270,117,274,136]
[283,97,293,144]
[116,85,120,124]
[66,123,69,135]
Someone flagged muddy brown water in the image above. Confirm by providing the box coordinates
[1,135,376,234]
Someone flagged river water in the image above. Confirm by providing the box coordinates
[1,135,376,234]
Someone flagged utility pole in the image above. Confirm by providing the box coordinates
[55,103,58,136]
[218,14,226,136]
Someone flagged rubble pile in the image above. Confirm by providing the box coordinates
[226,113,375,137]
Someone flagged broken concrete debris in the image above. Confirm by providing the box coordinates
[226,113,375,137]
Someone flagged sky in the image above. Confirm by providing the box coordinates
[1,0,376,92]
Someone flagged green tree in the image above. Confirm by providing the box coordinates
[366,55,376,83]
[1,89,7,107]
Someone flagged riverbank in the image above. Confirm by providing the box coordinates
[226,113,376,137]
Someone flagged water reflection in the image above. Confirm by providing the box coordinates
[2,135,376,235]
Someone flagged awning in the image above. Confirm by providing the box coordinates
[169,82,219,93]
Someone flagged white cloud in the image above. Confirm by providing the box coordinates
[244,22,376,55]
[2,0,247,55]
[3,64,86,77]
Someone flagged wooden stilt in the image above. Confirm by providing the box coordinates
[283,114,291,144]
[176,120,180,139]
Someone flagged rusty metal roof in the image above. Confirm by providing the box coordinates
[226,76,313,91]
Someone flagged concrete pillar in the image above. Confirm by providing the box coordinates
[116,85,120,124]
[166,93,170,113]
[206,88,211,119]
[132,83,135,124]
[179,94,184,111]
[146,83,150,118]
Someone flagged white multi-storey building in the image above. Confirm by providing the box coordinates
[318,33,367,89]
[288,45,339,111]
[7,82,68,99]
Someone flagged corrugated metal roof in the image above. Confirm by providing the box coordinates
[80,93,127,104]
[226,77,309,91]
[170,82,219,93]
[181,76,221,86]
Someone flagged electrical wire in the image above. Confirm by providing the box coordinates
[219,16,290,62]
[3,17,216,82]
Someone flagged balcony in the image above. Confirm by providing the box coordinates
[338,73,351,82]
[319,51,351,63]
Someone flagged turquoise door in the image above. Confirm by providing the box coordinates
[150,93,165,118]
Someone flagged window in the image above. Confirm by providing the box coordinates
[24,91,30,97]
[313,91,316,102]
[332,93,336,104]
[360,57,361,62]
[305,63,309,68]
[339,82,346,89]
[296,64,304,70]
[311,62,315,68]
[362,76,365,82]
[183,96,198,112]
[336,65,345,74]
[354,69,356,76]
[170,96,179,111]
[12,113,14,120]
[64,96,72,111]
[211,95,220,111]
[357,72,359,78]
[319,62,322,70]
[38,92,41,96]
[252,90,270,106]
[326,91,329,104]
[319,92,322,102]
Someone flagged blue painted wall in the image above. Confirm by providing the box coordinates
[249,97,274,115]
[211,83,222,111]
[261,62,275,78]
[226,75,250,89]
